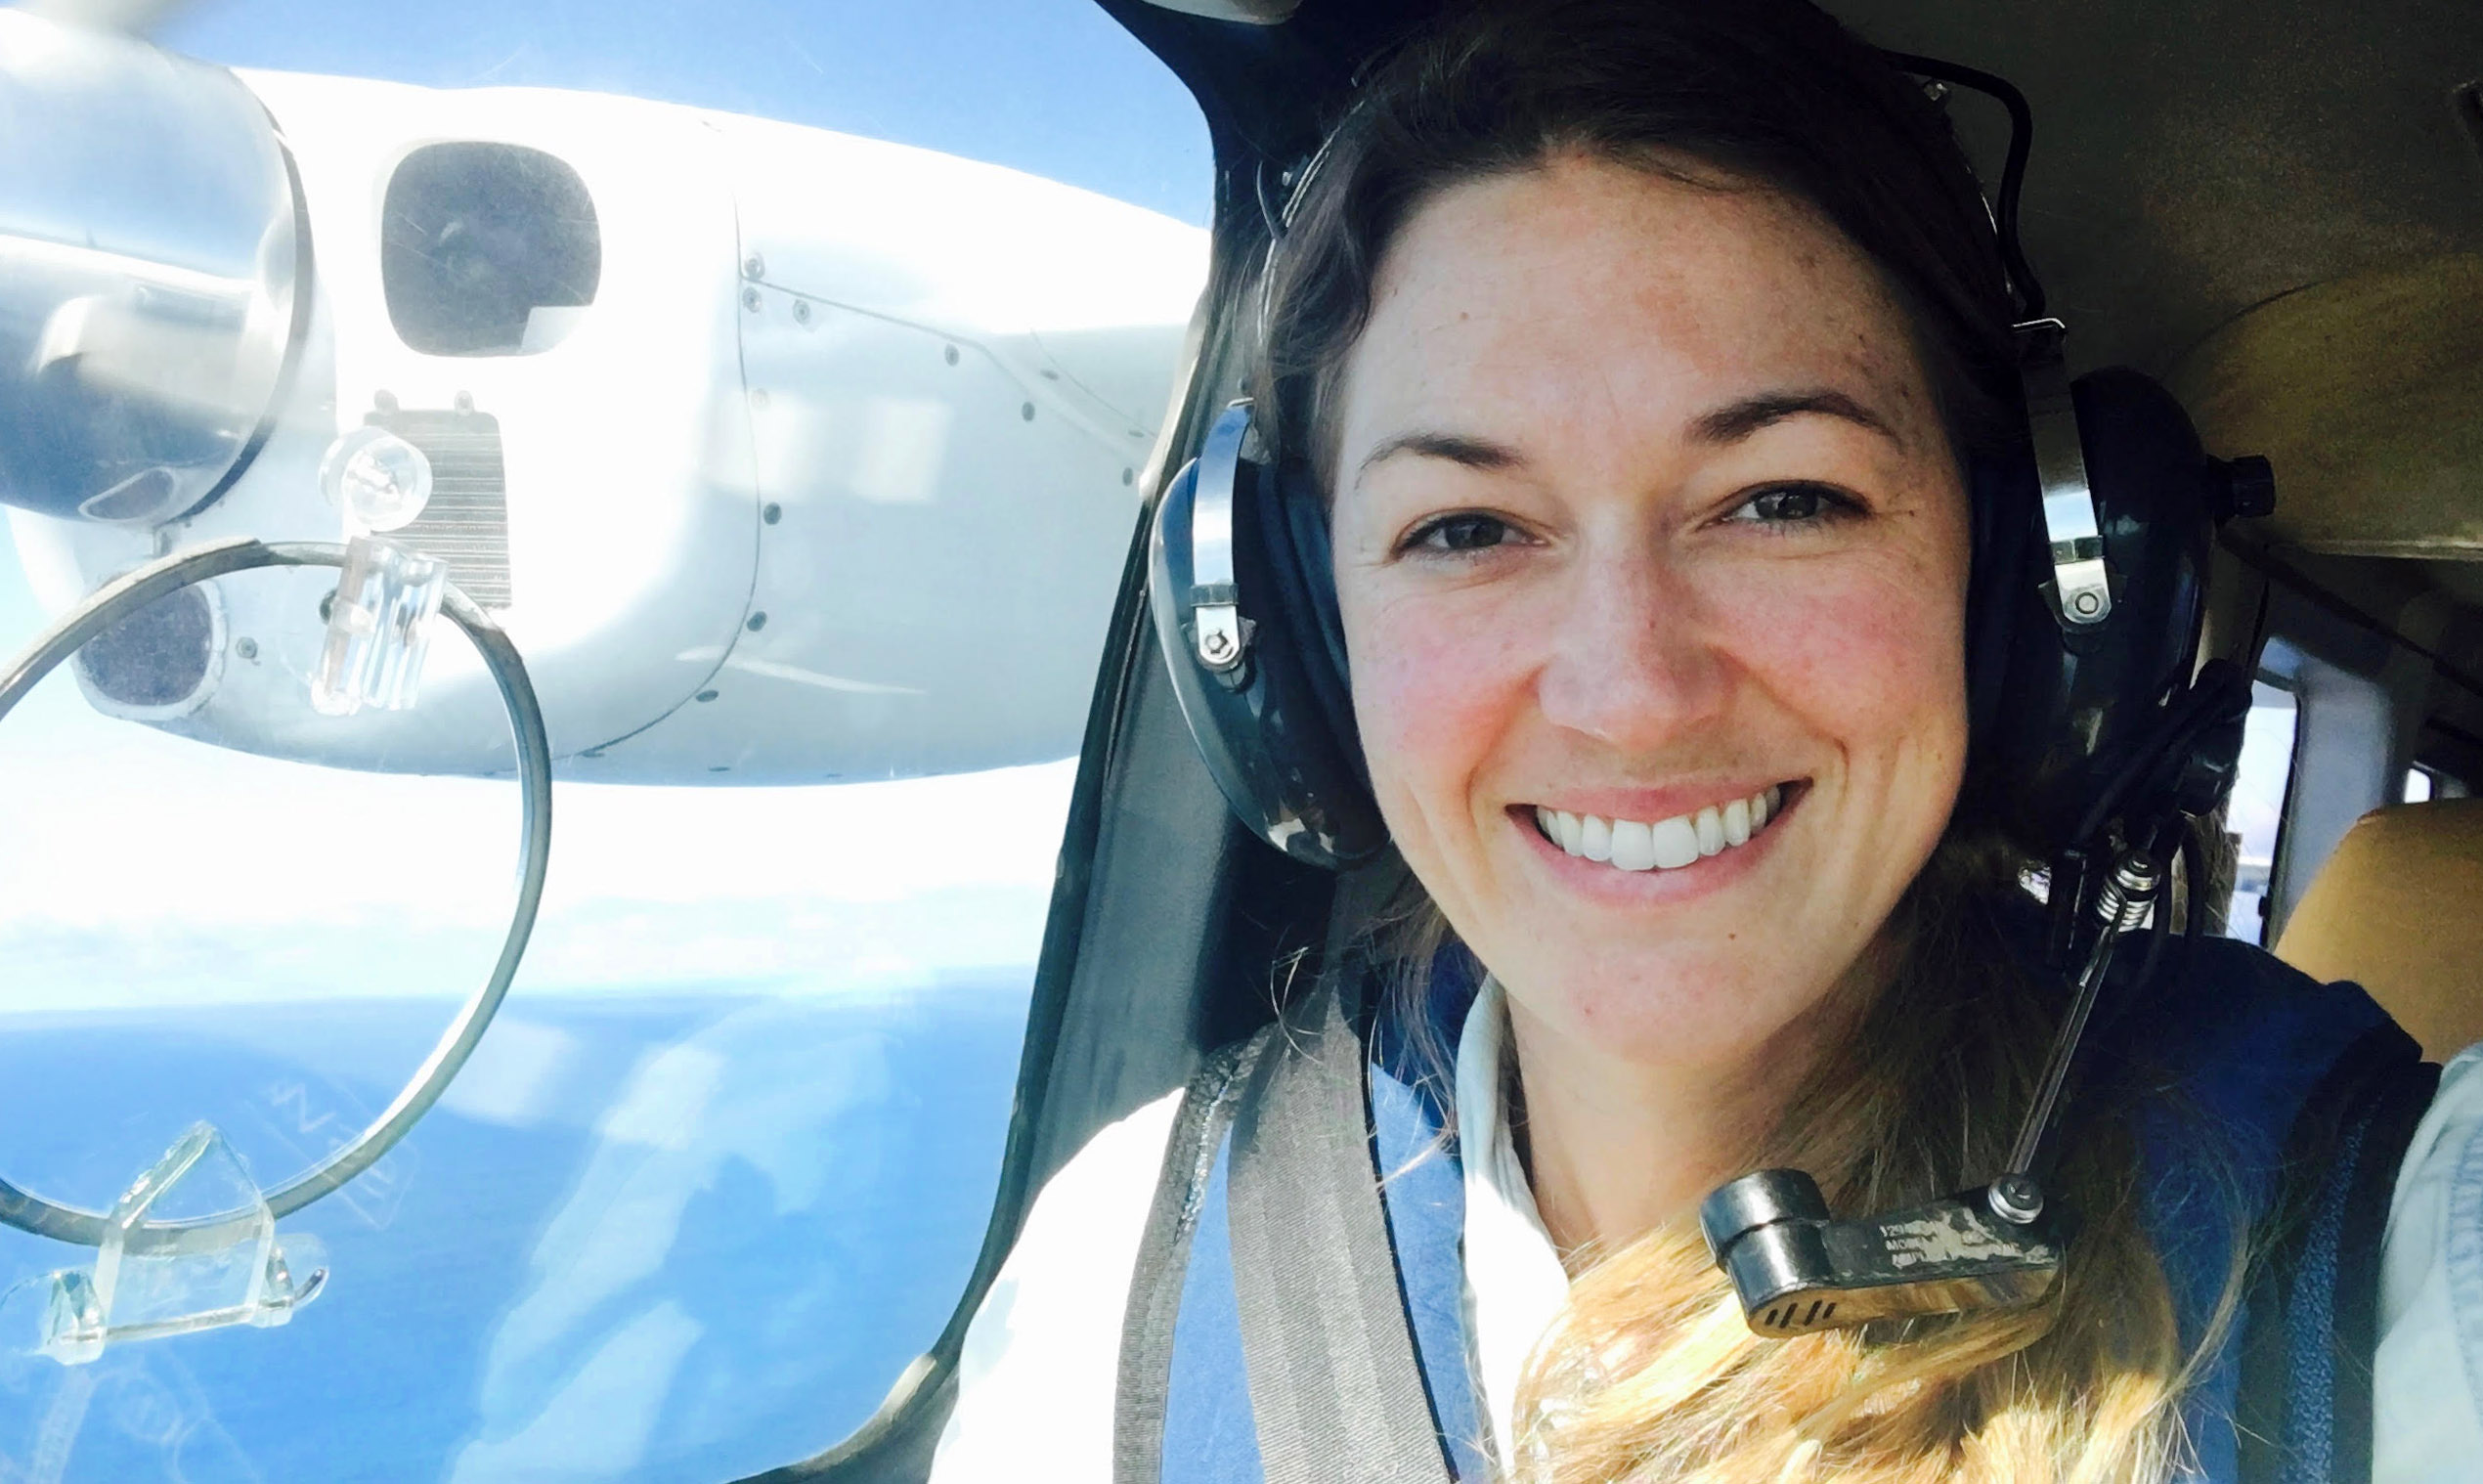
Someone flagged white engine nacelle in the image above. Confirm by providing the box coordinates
[1,16,1205,782]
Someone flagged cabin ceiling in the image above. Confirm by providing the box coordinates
[1122,0,2483,373]
[1829,0,2483,377]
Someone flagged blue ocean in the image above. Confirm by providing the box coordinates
[0,977,1031,1483]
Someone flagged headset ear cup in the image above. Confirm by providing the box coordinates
[1148,448,1387,870]
[1972,369,2217,853]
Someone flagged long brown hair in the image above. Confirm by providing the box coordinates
[1258,3,2236,1477]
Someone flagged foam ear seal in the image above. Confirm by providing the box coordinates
[1964,449,2041,754]
[1260,462,1365,783]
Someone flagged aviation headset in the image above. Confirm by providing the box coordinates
[1148,50,2277,889]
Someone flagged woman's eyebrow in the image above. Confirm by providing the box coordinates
[1352,391,1896,486]
[1689,388,1899,446]
[1353,430,1524,486]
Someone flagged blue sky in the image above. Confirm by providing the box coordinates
[0,1,1210,1008]
[155,0,1213,226]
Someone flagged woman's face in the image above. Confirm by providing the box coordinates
[1329,154,1972,1075]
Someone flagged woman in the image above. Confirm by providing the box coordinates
[931,2,2483,1479]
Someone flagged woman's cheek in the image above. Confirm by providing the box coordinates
[1348,587,1535,825]
[1714,550,1968,778]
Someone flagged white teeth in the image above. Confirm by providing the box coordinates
[1608,817,1656,870]
[1649,815,1700,868]
[1534,786,1792,873]
[1580,813,1612,862]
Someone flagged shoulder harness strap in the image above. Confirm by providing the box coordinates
[1116,1028,1273,1484]
[1112,982,1457,1484]
[1224,984,1455,1484]
[2236,1021,2439,1484]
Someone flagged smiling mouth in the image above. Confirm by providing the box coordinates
[1527,782,1803,872]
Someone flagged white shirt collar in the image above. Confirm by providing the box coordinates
[1454,973,1573,1471]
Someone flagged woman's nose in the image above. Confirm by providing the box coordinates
[1533,547,1731,752]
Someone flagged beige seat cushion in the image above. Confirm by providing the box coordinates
[2276,797,2483,1062]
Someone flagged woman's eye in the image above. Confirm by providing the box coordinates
[1405,512,1518,554]
[1726,484,1853,528]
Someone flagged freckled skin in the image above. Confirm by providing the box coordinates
[1327,155,1971,1246]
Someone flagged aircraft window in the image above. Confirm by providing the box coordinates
[382,144,601,357]
[2403,764,2470,803]
[2222,680,2300,943]
[0,3,1206,1479]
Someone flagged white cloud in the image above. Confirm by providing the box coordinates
[0,637,1075,1011]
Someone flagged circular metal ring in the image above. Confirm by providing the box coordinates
[0,536,553,1251]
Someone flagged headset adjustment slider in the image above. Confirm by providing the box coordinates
[1187,404,1259,677]
[2016,319,2115,630]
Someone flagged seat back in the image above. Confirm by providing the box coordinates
[2276,797,2483,1062]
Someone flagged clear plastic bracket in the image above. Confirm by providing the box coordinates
[310,534,446,716]
[19,1122,327,1366]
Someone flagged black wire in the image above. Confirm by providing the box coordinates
[2122,817,2185,998]
[1253,155,1287,244]
[2127,886,2176,1005]
[2112,823,2201,1027]
[2069,666,2240,849]
[1880,51,2046,323]
[2174,823,2213,999]
[2239,566,2276,675]
[2179,826,2210,943]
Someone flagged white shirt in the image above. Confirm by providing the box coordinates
[931,980,2483,1481]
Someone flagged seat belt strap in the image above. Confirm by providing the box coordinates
[1116,1030,1273,1484]
[1225,983,1457,1484]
